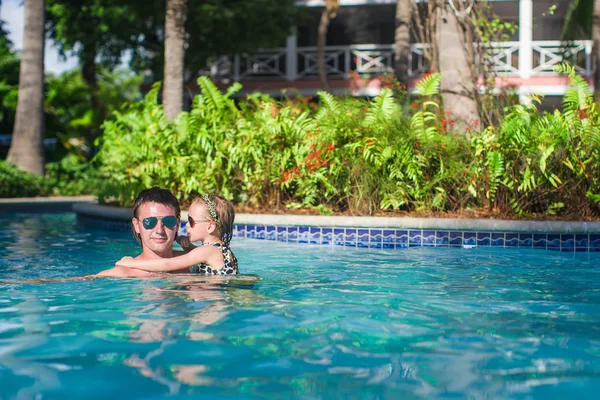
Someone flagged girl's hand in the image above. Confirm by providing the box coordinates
[177,235,191,248]
[116,256,134,266]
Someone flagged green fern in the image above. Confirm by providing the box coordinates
[362,88,398,127]
[414,73,442,97]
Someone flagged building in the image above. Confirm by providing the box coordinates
[206,0,592,105]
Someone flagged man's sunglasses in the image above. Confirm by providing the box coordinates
[142,216,178,230]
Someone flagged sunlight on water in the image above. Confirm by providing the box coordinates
[1,212,600,399]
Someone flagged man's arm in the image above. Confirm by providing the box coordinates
[116,247,214,273]
[97,266,156,277]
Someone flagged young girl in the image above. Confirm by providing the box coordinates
[116,194,238,275]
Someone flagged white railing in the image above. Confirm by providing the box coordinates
[206,40,593,81]
[531,40,593,75]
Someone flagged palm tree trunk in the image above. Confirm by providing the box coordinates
[163,0,188,121]
[8,0,45,175]
[593,0,600,94]
[435,0,479,130]
[317,0,339,91]
[394,0,411,88]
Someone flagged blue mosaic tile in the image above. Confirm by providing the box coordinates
[477,232,491,246]
[246,224,256,239]
[575,234,589,251]
[422,230,435,246]
[518,233,532,248]
[287,226,298,242]
[298,226,309,244]
[383,230,395,243]
[533,234,546,249]
[435,231,449,247]
[491,232,504,247]
[463,232,476,246]
[409,230,422,247]
[309,227,321,244]
[590,234,600,251]
[265,226,276,241]
[334,228,345,246]
[395,230,408,247]
[357,229,370,248]
[561,234,574,250]
[370,229,383,248]
[322,228,333,245]
[179,222,187,237]
[277,226,287,242]
[505,233,518,247]
[345,228,357,247]
[234,224,245,238]
[547,234,560,250]
[256,225,266,240]
[449,231,462,246]
[383,242,394,249]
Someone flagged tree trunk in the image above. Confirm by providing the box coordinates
[594,0,600,95]
[317,0,339,91]
[394,0,411,88]
[8,0,45,175]
[435,1,479,130]
[163,0,188,121]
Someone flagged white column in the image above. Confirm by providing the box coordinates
[519,0,533,103]
[518,86,532,106]
[286,31,298,81]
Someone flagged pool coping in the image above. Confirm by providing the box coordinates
[0,196,96,212]
[71,202,600,234]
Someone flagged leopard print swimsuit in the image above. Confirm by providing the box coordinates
[189,242,238,275]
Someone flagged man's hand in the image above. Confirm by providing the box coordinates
[176,236,192,249]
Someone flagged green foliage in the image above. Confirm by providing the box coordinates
[561,0,592,40]
[45,153,104,196]
[466,63,600,216]
[47,0,147,67]
[95,66,600,218]
[44,68,142,154]
[0,21,19,135]
[0,161,49,198]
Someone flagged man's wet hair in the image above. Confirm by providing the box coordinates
[132,187,180,245]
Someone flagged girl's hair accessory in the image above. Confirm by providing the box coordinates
[204,194,219,221]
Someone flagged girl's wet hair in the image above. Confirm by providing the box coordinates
[193,194,235,245]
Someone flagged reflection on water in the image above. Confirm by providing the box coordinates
[1,213,600,398]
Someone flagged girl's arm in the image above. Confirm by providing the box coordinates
[116,247,213,272]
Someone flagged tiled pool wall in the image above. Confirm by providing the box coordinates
[76,214,600,252]
[234,224,600,252]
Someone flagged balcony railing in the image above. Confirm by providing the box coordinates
[207,40,593,82]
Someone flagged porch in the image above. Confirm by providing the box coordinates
[206,40,593,98]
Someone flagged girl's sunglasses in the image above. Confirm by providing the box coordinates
[142,216,178,230]
[188,215,210,228]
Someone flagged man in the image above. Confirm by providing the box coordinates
[97,187,187,277]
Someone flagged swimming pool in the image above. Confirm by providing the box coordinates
[1,212,600,399]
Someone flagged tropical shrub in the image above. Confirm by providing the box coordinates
[467,64,600,217]
[45,153,104,196]
[95,65,600,218]
[0,160,49,198]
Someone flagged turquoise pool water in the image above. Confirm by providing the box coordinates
[1,212,600,399]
